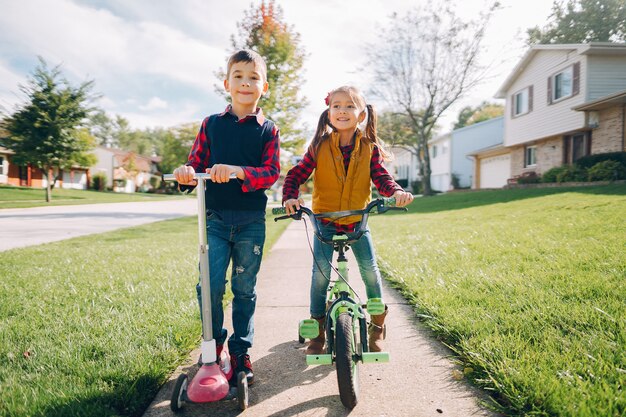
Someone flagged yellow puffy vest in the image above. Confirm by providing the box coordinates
[312,130,373,224]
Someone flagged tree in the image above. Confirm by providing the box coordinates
[156,122,199,176]
[368,1,499,195]
[220,0,308,151]
[1,58,97,202]
[527,0,626,44]
[453,101,504,130]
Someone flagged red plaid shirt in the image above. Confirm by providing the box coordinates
[282,142,403,232]
[186,106,280,192]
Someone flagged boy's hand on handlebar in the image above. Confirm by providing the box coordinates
[209,164,244,183]
[393,190,414,207]
[173,165,197,185]
[284,198,304,215]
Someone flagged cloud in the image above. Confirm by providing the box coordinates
[139,97,168,111]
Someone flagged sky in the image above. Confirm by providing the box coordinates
[0,0,554,137]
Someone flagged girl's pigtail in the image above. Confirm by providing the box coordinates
[308,109,331,159]
[365,104,392,161]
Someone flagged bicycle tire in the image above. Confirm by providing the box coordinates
[335,312,359,408]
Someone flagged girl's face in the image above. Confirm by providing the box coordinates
[328,91,365,133]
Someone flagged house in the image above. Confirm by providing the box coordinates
[385,146,419,190]
[494,43,626,179]
[91,146,161,193]
[0,145,89,189]
[430,117,504,191]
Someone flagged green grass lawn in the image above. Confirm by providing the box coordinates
[370,184,626,417]
[0,210,290,417]
[0,185,187,209]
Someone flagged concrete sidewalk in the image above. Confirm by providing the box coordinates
[142,220,499,417]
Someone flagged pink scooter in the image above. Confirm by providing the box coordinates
[163,173,248,411]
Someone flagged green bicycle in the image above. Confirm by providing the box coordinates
[273,197,406,408]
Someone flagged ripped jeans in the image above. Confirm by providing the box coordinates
[196,212,265,356]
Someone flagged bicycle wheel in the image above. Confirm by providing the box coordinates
[335,312,359,408]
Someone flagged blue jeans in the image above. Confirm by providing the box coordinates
[196,213,265,356]
[310,223,383,318]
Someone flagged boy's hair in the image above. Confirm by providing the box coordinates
[309,86,391,161]
[226,49,267,81]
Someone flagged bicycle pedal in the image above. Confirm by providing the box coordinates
[299,319,320,339]
[366,298,385,315]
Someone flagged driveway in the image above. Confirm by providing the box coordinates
[0,199,196,252]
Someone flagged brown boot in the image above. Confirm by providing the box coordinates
[306,317,326,355]
[368,306,388,352]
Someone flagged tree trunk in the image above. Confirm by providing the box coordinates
[45,166,52,203]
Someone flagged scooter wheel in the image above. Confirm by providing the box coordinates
[237,371,249,410]
[170,373,188,412]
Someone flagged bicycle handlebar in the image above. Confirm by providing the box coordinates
[162,173,238,182]
[272,197,407,245]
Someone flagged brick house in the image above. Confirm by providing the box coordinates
[494,43,626,180]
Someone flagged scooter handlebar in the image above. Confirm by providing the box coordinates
[162,173,238,182]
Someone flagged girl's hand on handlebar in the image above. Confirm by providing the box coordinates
[284,198,304,215]
[393,190,414,207]
[173,165,197,185]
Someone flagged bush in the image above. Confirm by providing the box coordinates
[556,165,588,183]
[91,173,107,191]
[575,151,626,169]
[411,180,422,195]
[587,160,626,181]
[517,171,541,184]
[541,166,570,183]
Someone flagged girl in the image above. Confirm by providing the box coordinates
[282,86,413,354]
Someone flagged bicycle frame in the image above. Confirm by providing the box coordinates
[273,198,404,366]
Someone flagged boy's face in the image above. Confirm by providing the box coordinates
[224,61,268,110]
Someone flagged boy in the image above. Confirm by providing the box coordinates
[173,49,280,384]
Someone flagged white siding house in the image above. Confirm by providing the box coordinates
[386,146,419,191]
[495,43,626,178]
[430,117,505,191]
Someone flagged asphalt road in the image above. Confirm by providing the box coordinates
[0,199,196,252]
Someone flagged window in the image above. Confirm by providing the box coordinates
[525,146,537,167]
[554,67,573,100]
[563,133,591,163]
[432,145,438,158]
[549,63,579,104]
[514,88,529,116]
[0,157,4,175]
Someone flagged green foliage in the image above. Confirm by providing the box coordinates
[453,101,504,130]
[156,123,199,175]
[1,57,98,201]
[587,160,626,181]
[527,0,626,44]
[541,165,570,183]
[575,151,626,169]
[90,172,107,191]
[556,165,588,182]
[222,0,308,151]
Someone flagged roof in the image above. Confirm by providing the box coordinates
[0,146,15,155]
[572,88,626,111]
[467,143,508,158]
[495,42,626,98]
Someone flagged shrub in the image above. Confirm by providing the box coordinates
[517,171,541,184]
[541,166,570,183]
[411,179,422,195]
[556,165,587,183]
[575,151,626,169]
[587,160,626,181]
[91,173,107,191]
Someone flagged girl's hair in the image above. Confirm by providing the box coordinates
[308,86,391,160]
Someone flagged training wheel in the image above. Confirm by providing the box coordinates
[237,371,249,410]
[170,373,188,412]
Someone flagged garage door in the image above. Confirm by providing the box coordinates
[480,154,510,188]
